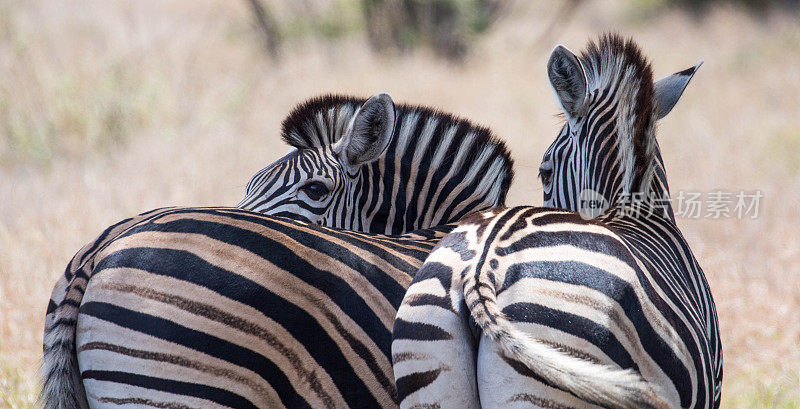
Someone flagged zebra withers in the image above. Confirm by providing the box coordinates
[40,97,516,408]
[392,34,722,409]
[239,93,514,234]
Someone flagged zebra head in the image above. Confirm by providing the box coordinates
[239,93,395,225]
[239,93,514,233]
[540,34,701,219]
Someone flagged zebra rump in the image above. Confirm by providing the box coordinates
[42,207,451,408]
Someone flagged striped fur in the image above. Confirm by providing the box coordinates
[239,93,514,234]
[42,207,452,409]
[392,35,721,409]
[41,95,514,408]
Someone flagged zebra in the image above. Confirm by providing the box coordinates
[392,34,722,409]
[41,207,451,409]
[40,96,515,408]
[238,93,514,234]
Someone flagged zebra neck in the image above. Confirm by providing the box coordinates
[355,109,510,234]
[603,155,675,223]
[607,214,702,301]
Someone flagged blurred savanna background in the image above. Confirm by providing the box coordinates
[1,0,799,407]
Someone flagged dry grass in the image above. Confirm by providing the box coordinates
[1,1,799,407]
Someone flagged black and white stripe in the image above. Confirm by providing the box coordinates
[40,95,515,409]
[392,34,721,409]
[239,93,514,234]
[42,207,452,409]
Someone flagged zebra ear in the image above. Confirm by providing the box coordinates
[654,61,702,120]
[335,93,396,168]
[547,45,587,118]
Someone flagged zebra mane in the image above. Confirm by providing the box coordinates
[281,94,515,207]
[281,94,364,148]
[579,34,658,196]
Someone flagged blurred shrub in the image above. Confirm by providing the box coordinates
[282,0,364,42]
[362,0,506,61]
[0,57,165,164]
[724,366,800,409]
[632,0,800,15]
[0,5,169,165]
[0,358,36,409]
[245,0,506,62]
[762,124,800,175]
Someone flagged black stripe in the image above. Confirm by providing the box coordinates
[393,112,427,234]
[46,299,58,315]
[82,370,258,409]
[426,122,470,223]
[503,302,637,370]
[405,118,443,230]
[93,244,386,408]
[395,368,442,401]
[503,259,693,402]
[80,302,303,407]
[392,319,453,341]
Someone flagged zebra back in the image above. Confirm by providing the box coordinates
[42,207,452,409]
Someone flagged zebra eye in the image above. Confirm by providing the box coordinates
[539,167,553,185]
[300,181,330,201]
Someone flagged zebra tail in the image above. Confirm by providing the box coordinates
[39,275,91,409]
[38,209,175,409]
[462,264,674,409]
